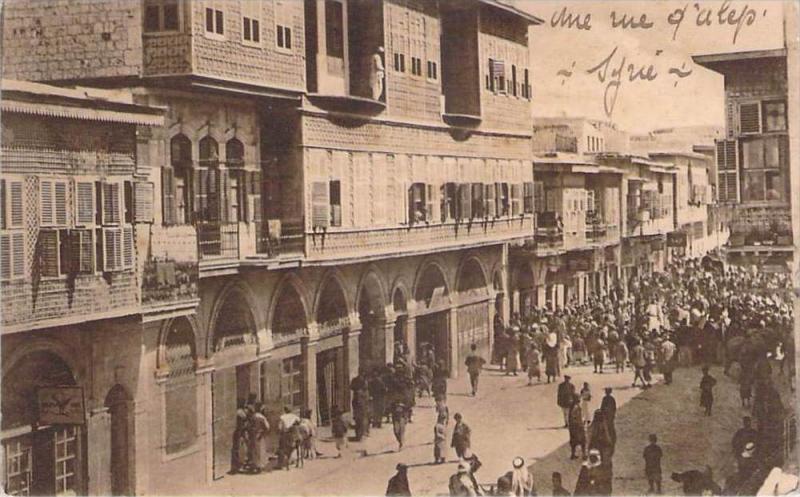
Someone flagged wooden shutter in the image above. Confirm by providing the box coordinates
[162,167,176,225]
[523,182,534,213]
[219,169,229,223]
[54,181,67,225]
[311,181,330,229]
[75,181,95,226]
[7,180,23,228]
[72,229,94,273]
[206,168,219,222]
[739,102,761,134]
[485,184,496,217]
[471,183,484,218]
[511,184,522,216]
[103,183,121,224]
[193,169,209,222]
[715,140,739,203]
[425,184,434,222]
[458,183,472,220]
[133,182,155,223]
[249,171,262,222]
[534,181,545,213]
[40,180,54,225]
[39,229,60,277]
[104,227,123,271]
[123,226,134,268]
[2,232,26,280]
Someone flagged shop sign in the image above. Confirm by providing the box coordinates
[667,231,688,248]
[37,386,85,425]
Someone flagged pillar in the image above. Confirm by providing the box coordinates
[405,316,417,364]
[301,336,318,422]
[501,243,511,323]
[384,319,395,365]
[448,307,459,379]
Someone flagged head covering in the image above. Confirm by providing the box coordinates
[513,457,525,469]
[457,462,470,473]
[742,442,755,458]
[396,463,408,471]
[547,332,558,347]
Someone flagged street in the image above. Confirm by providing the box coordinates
[200,362,748,496]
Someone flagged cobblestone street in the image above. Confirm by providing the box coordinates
[198,363,751,496]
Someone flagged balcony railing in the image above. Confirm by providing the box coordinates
[197,222,239,259]
[534,211,564,250]
[255,220,305,257]
[306,216,532,260]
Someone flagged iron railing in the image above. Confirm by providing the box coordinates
[197,222,239,259]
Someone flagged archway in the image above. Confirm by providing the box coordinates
[271,282,308,342]
[105,385,132,496]
[413,262,451,371]
[1,350,84,496]
[455,257,490,372]
[314,276,350,424]
[512,261,535,316]
[392,286,409,351]
[210,288,258,479]
[357,271,387,371]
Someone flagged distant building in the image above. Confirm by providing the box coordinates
[693,45,795,271]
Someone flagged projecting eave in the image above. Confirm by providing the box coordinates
[692,48,787,73]
[478,0,545,24]
[533,152,597,167]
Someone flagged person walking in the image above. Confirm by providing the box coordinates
[350,370,369,441]
[451,413,472,459]
[386,463,411,497]
[631,340,647,387]
[593,339,606,374]
[432,364,448,402]
[551,472,571,496]
[434,418,447,464]
[392,401,408,451]
[600,387,617,446]
[660,337,677,385]
[568,395,587,460]
[370,368,387,428]
[614,340,629,373]
[249,404,270,473]
[580,382,592,425]
[643,434,663,494]
[574,449,604,496]
[331,407,348,458]
[449,461,481,496]
[732,417,757,473]
[544,333,560,382]
[230,401,249,474]
[588,409,614,464]
[699,365,716,416]
[506,328,521,376]
[526,345,542,385]
[557,375,576,428]
[465,344,486,396]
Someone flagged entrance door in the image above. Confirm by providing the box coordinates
[211,368,237,479]
[107,386,130,496]
[416,312,449,371]
[316,348,344,425]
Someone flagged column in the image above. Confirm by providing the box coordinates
[384,319,395,365]
[301,336,318,423]
[448,307,459,379]
[405,316,417,364]
[501,243,510,323]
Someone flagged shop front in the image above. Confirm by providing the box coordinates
[1,349,86,496]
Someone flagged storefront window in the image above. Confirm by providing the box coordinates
[3,438,32,496]
[54,427,79,496]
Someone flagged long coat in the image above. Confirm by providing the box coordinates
[451,421,472,453]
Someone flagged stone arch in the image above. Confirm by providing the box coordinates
[413,258,452,306]
[314,269,353,326]
[225,137,245,165]
[170,133,192,166]
[105,383,134,496]
[157,316,199,372]
[455,254,489,297]
[356,267,388,320]
[269,273,311,339]
[208,281,260,356]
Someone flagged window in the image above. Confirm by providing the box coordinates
[329,180,341,226]
[144,0,179,32]
[205,6,224,36]
[226,138,245,222]
[457,184,472,220]
[427,60,437,80]
[0,231,25,281]
[393,53,405,73]
[489,59,505,94]
[496,182,509,216]
[281,356,303,410]
[242,13,260,44]
[471,183,484,218]
[40,179,68,227]
[763,100,787,132]
[523,182,534,214]
[738,102,761,134]
[325,0,344,58]
[522,68,531,99]
[511,184,522,216]
[1,178,24,230]
[275,0,292,50]
[716,139,739,203]
[3,437,32,496]
[533,181,545,213]
[484,184,496,218]
[164,134,192,225]
[740,136,789,202]
[411,57,422,76]
[311,181,330,229]
[408,183,427,224]
[54,427,80,496]
[440,183,456,222]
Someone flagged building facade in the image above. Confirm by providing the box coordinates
[693,47,795,271]
[1,0,543,492]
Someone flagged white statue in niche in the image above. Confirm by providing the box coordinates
[370,46,385,101]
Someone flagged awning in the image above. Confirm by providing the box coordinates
[1,100,164,126]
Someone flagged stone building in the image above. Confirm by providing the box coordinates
[1,0,543,491]
[1,80,165,496]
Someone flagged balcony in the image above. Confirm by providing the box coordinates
[306,216,532,262]
[197,222,239,259]
[254,220,305,258]
[555,134,578,153]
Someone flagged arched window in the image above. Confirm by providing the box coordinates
[164,134,192,224]
[198,136,219,167]
[163,318,198,454]
[198,136,220,222]
[225,138,244,167]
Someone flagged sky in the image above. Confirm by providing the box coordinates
[516,0,787,133]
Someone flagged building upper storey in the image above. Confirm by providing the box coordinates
[0,80,166,332]
[532,117,630,156]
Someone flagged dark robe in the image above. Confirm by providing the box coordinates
[386,472,411,497]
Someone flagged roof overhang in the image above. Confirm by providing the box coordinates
[478,0,545,25]
[692,48,787,74]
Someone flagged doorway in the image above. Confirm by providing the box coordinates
[415,312,449,371]
[106,385,131,496]
[316,348,345,425]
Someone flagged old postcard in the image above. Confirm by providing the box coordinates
[0,0,798,495]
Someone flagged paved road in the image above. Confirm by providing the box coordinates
[199,362,750,496]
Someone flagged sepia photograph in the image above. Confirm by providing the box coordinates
[0,0,798,495]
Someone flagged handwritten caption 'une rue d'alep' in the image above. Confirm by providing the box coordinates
[549,1,769,117]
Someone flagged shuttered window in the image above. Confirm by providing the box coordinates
[40,179,68,226]
[75,181,95,226]
[133,182,155,223]
[739,102,761,134]
[1,179,24,230]
[311,181,330,229]
[471,183,484,218]
[457,183,472,220]
[249,170,262,223]
[39,229,60,277]
[523,182,534,214]
[330,180,342,227]
[103,227,124,271]
[408,183,426,225]
[533,181,545,213]
[716,140,739,203]
[496,183,509,216]
[440,183,457,222]
[0,232,25,280]
[484,184,496,218]
[162,167,177,225]
[489,59,505,94]
[511,184,522,216]
[102,182,122,225]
